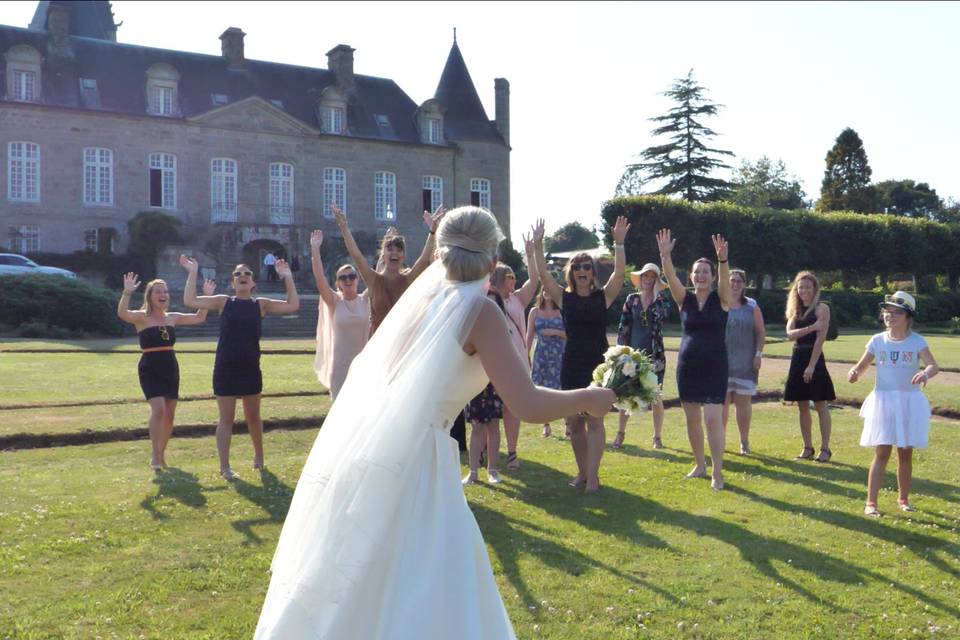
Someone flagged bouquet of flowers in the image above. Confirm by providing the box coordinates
[592,345,661,414]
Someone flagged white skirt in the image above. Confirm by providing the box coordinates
[858,390,930,448]
[727,376,757,396]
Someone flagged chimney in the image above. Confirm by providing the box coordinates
[46,1,72,56]
[494,78,510,145]
[219,27,246,68]
[327,44,355,90]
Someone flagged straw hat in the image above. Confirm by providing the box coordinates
[629,263,664,288]
[880,290,917,316]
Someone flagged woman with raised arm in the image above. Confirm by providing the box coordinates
[783,271,836,462]
[180,255,299,481]
[722,268,766,455]
[488,235,539,470]
[255,206,615,638]
[532,215,630,493]
[332,203,444,336]
[310,229,370,401]
[657,229,731,490]
[117,272,214,471]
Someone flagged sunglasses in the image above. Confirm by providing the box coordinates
[159,326,170,342]
[570,263,592,272]
[233,270,253,277]
[337,273,358,282]
[884,295,911,308]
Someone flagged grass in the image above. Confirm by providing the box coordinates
[1,337,959,638]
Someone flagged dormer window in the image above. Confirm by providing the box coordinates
[318,86,347,135]
[211,93,229,106]
[145,63,180,117]
[5,45,42,103]
[417,99,445,145]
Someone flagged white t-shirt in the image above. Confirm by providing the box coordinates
[264,253,277,266]
[867,332,928,392]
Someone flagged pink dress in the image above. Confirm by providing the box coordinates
[503,294,531,371]
[314,292,370,400]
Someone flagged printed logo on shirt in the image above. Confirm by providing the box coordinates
[902,352,913,364]
[889,351,900,365]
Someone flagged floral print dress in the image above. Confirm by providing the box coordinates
[531,314,565,390]
[617,292,669,386]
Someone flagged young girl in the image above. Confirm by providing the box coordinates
[117,272,214,470]
[848,291,939,516]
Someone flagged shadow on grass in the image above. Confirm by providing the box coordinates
[231,468,295,545]
[140,467,212,520]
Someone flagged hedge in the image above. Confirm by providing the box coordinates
[0,274,124,336]
[600,196,960,292]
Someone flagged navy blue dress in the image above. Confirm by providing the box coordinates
[213,297,263,397]
[138,325,179,400]
[676,291,728,404]
[560,290,608,390]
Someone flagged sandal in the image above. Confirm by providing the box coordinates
[815,448,833,463]
[542,424,552,438]
[220,468,238,482]
[652,436,663,450]
[462,471,479,485]
[506,451,520,471]
[487,469,501,485]
[795,447,815,460]
[864,502,880,517]
[612,431,625,449]
[898,499,916,513]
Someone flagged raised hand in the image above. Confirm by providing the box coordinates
[523,232,534,255]
[532,219,546,246]
[275,258,292,279]
[122,272,140,293]
[611,216,631,245]
[331,204,347,227]
[179,254,198,273]
[202,279,217,296]
[656,229,675,256]
[310,229,324,249]
[423,205,446,232]
[712,234,729,262]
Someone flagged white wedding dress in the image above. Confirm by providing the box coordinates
[255,262,516,639]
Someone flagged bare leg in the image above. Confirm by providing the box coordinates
[797,402,814,456]
[734,394,752,453]
[896,447,913,504]
[584,415,605,492]
[682,402,706,477]
[485,420,501,472]
[503,407,520,470]
[160,398,178,466]
[651,398,664,447]
[722,392,733,431]
[703,403,725,489]
[867,445,893,506]
[216,396,237,475]
[567,415,588,487]
[146,397,166,469]
[614,410,628,448]
[242,394,264,469]
[468,422,485,474]
[814,400,832,460]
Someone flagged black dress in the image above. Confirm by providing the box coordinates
[213,297,263,397]
[783,308,836,402]
[676,291,728,404]
[560,289,608,390]
[138,325,179,400]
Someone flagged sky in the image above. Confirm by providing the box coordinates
[3,1,958,248]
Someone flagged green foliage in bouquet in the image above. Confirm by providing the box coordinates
[592,345,660,414]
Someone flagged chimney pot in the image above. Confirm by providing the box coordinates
[220,27,246,68]
[327,44,356,89]
[494,78,510,145]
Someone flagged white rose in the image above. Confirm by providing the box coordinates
[605,346,623,359]
[644,372,659,390]
[622,359,637,378]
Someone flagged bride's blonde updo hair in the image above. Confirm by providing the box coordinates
[436,206,503,282]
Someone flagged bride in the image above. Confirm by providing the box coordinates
[255,206,615,639]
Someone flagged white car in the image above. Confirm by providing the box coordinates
[0,253,77,278]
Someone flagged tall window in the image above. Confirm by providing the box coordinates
[323,167,346,218]
[422,175,442,213]
[322,106,345,135]
[374,171,396,221]
[84,228,99,252]
[149,86,174,116]
[8,142,40,202]
[146,63,179,117]
[470,178,491,210]
[83,147,113,206]
[149,153,177,209]
[211,158,238,222]
[8,225,39,253]
[425,117,441,144]
[12,70,36,102]
[269,162,294,224]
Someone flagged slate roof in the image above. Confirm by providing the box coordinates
[30,1,119,41]
[1,11,507,148]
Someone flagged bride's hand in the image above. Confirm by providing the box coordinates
[582,387,616,418]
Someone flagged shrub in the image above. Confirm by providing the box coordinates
[0,274,124,336]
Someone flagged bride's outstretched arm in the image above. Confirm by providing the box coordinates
[467,299,614,423]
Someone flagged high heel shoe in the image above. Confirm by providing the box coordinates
[814,448,832,463]
[795,447,815,460]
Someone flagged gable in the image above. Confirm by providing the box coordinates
[188,96,317,136]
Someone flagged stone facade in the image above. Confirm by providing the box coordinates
[0,1,510,281]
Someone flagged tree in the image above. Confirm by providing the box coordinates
[127,211,182,278]
[618,69,734,202]
[729,156,808,210]
[544,221,599,253]
[873,179,943,218]
[497,238,528,281]
[817,128,876,213]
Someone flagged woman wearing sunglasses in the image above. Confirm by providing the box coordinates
[117,272,215,471]
[332,203,445,337]
[180,255,300,480]
[310,229,370,401]
[531,215,631,493]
